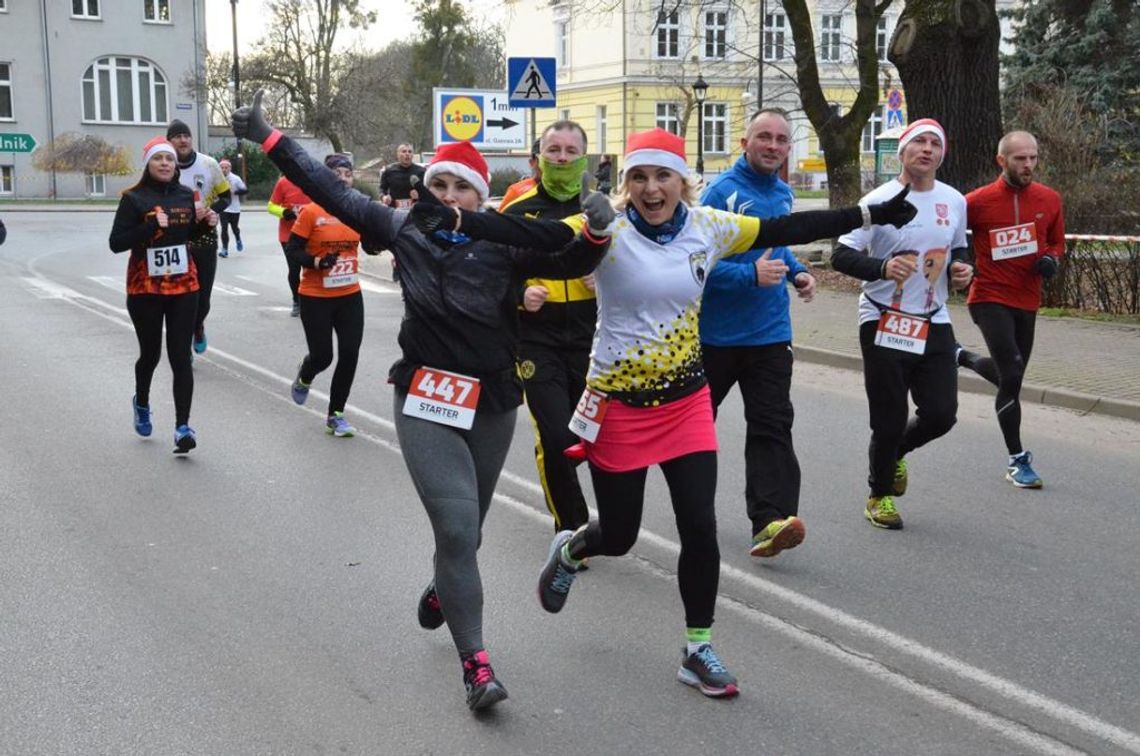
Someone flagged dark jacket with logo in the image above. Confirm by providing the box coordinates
[264,133,607,412]
[380,162,426,203]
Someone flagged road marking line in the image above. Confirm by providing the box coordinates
[33,271,1140,755]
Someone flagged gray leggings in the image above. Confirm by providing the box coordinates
[393,390,517,654]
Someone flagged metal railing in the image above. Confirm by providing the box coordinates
[1045,235,1140,315]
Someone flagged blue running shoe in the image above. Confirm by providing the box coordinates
[173,424,197,454]
[132,395,152,437]
[678,643,739,698]
[219,248,229,258]
[236,239,244,253]
[1006,451,1043,489]
[291,361,310,405]
[326,411,355,437]
[537,530,579,613]
[193,326,207,354]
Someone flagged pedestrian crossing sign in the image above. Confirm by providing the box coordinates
[507,57,557,108]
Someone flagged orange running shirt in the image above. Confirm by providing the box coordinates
[293,203,362,297]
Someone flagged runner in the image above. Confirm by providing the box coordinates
[285,154,365,437]
[166,119,230,354]
[427,127,917,699]
[233,92,613,712]
[500,121,595,537]
[218,158,248,257]
[267,175,311,316]
[832,119,975,529]
[958,131,1065,489]
[497,139,540,211]
[108,136,206,453]
[379,143,425,209]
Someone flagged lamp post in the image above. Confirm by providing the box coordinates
[230,0,247,182]
[692,74,708,178]
[758,0,765,108]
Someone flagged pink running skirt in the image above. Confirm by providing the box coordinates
[586,385,718,472]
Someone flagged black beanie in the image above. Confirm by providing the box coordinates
[325,153,353,171]
[166,119,191,140]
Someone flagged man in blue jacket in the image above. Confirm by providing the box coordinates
[700,108,815,558]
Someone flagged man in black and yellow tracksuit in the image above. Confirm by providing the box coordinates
[501,120,596,533]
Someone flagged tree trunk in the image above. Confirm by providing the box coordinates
[890,0,1003,191]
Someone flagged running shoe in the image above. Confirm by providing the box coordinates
[749,516,806,558]
[537,530,578,613]
[677,643,739,698]
[173,424,197,454]
[326,412,355,437]
[291,362,310,405]
[417,582,444,630]
[193,326,207,354]
[461,650,508,711]
[1006,451,1043,489]
[236,239,244,253]
[865,495,902,530]
[132,395,152,437]
[892,458,908,497]
[219,248,229,258]
[290,301,301,317]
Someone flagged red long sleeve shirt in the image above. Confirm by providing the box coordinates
[966,176,1065,311]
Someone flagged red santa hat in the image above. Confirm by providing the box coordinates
[897,118,947,166]
[142,136,176,164]
[424,141,490,200]
[623,128,689,177]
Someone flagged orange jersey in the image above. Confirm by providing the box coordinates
[497,177,537,212]
[293,203,362,297]
[110,181,201,296]
[269,177,311,242]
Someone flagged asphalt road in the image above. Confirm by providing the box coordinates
[1,210,1138,755]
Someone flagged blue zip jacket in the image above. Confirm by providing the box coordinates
[699,155,807,347]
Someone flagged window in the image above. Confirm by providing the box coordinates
[655,11,679,59]
[820,14,842,62]
[82,57,168,124]
[862,107,884,153]
[0,165,13,195]
[144,0,171,23]
[702,103,727,153]
[704,11,726,59]
[596,105,607,154]
[764,12,787,61]
[559,107,570,123]
[555,19,569,67]
[72,0,100,18]
[0,63,12,119]
[85,172,106,196]
[655,102,680,134]
[877,17,891,62]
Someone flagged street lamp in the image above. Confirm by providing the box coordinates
[692,74,708,177]
[230,0,247,182]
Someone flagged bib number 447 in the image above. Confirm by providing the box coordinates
[402,367,481,430]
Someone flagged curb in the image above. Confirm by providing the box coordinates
[794,345,1140,423]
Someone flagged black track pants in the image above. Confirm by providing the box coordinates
[966,302,1037,455]
[297,292,364,415]
[127,291,198,426]
[280,241,301,304]
[189,241,217,333]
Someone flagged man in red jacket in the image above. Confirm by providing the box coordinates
[959,131,1065,489]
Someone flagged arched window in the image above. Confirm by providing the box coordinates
[82,57,168,124]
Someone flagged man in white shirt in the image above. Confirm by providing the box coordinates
[218,158,248,258]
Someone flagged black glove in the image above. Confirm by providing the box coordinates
[579,172,615,237]
[866,184,918,228]
[282,207,297,221]
[0,219,6,246]
[231,89,274,143]
[1035,254,1059,279]
[408,175,459,235]
[318,252,340,270]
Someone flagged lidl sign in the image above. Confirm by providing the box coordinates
[0,133,38,153]
[433,89,526,150]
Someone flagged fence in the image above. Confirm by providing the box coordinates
[1044,235,1140,315]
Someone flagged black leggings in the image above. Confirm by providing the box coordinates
[189,242,217,333]
[298,292,364,415]
[965,303,1037,455]
[127,292,198,426]
[219,212,241,249]
[571,451,720,628]
[280,241,301,304]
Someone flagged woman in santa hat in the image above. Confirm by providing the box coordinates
[109,136,212,454]
[407,126,919,699]
[233,92,614,712]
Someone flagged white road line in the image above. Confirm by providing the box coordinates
[86,275,123,292]
[211,282,259,296]
[30,271,1140,755]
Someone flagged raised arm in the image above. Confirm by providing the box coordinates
[751,185,917,249]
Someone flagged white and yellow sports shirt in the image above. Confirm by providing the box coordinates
[588,206,760,405]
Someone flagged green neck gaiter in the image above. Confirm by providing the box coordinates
[540,156,589,202]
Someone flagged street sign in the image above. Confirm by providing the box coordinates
[507,57,557,108]
[885,88,906,129]
[0,133,38,153]
[433,89,526,150]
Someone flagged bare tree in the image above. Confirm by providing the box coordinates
[33,133,132,176]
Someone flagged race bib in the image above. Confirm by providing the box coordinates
[322,257,358,288]
[990,223,1038,261]
[403,367,481,429]
[568,387,610,443]
[874,311,929,355]
[146,244,189,277]
[394,198,414,209]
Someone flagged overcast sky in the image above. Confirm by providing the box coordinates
[205,0,504,57]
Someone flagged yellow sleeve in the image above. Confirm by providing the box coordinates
[267,201,285,219]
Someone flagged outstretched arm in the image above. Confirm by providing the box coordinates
[750,186,917,249]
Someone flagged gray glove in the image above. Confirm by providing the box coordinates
[579,172,615,237]
[232,89,273,144]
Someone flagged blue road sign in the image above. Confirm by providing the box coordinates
[507,57,557,108]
